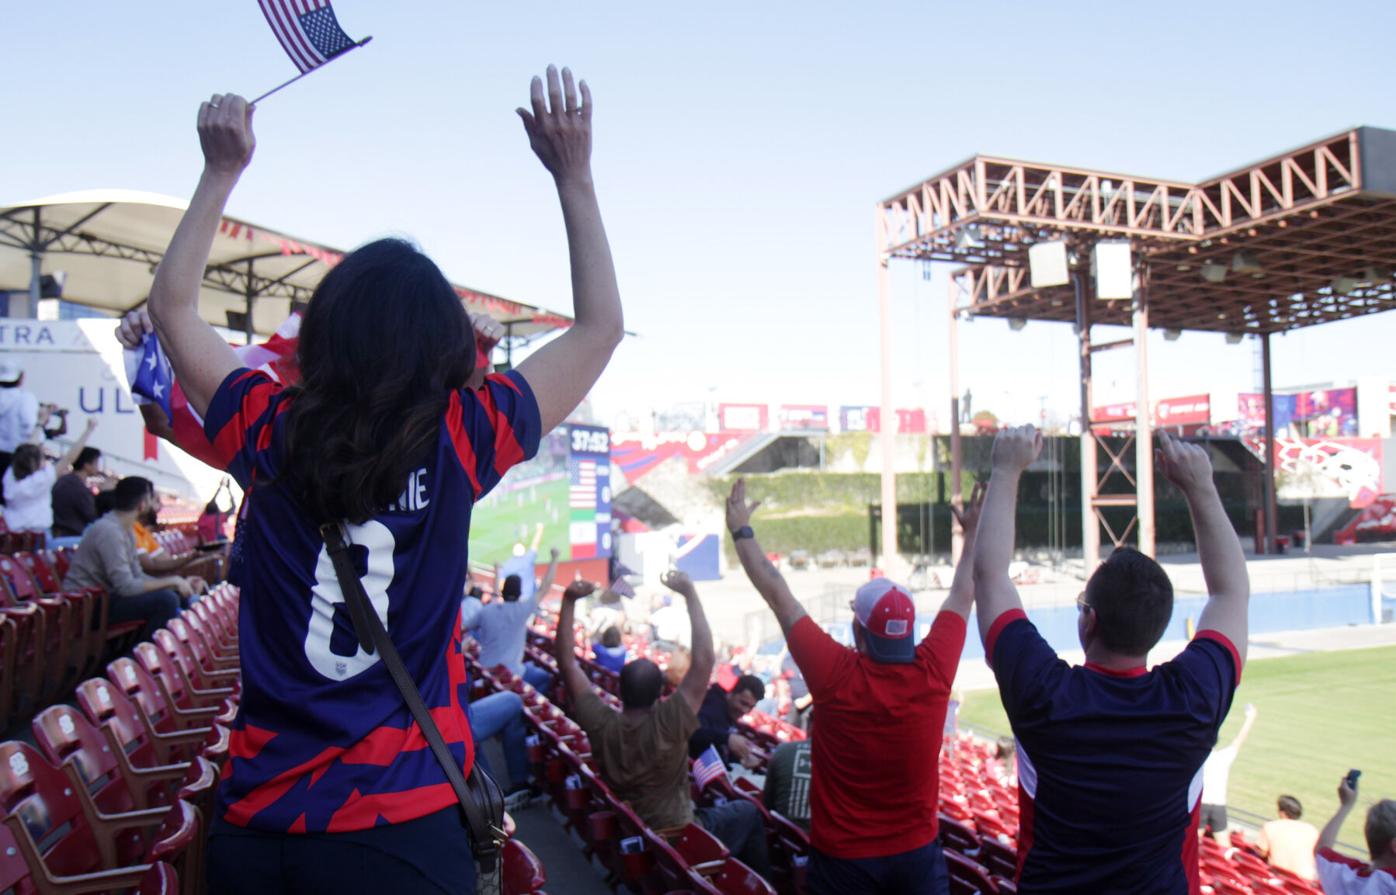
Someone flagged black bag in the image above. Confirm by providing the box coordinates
[320,522,506,886]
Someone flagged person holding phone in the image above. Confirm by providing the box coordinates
[1315,771,1396,894]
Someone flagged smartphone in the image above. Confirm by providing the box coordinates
[1346,769,1361,790]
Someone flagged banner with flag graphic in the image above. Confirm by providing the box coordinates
[692,745,727,791]
[258,0,360,74]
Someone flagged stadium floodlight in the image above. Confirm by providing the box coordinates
[1008,317,1027,331]
[1092,241,1133,300]
[1200,260,1228,283]
[955,224,983,250]
[1225,332,1245,345]
[1164,328,1182,341]
[1029,240,1070,288]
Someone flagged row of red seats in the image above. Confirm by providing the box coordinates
[1,586,242,894]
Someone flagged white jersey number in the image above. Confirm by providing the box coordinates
[304,520,396,681]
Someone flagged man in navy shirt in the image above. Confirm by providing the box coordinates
[972,427,1250,895]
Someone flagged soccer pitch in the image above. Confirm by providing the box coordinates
[468,475,571,566]
[958,644,1396,853]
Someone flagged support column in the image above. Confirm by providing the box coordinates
[1134,283,1155,556]
[948,277,963,565]
[1076,273,1100,572]
[877,252,898,571]
[244,259,256,344]
[1261,332,1278,554]
[26,208,43,319]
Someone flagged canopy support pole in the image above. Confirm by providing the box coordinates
[1262,332,1278,554]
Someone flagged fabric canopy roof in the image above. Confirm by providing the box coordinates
[0,189,571,339]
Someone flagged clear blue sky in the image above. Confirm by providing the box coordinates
[8,1,1395,427]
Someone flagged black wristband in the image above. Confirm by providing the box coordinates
[730,525,754,541]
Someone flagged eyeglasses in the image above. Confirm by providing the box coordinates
[1075,592,1091,613]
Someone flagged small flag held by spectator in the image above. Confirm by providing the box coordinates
[692,745,727,790]
[131,333,174,425]
[258,0,361,74]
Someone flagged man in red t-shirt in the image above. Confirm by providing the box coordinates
[726,479,985,895]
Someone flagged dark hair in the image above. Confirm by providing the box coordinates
[1367,800,1396,860]
[601,626,622,648]
[501,574,522,601]
[732,674,765,702]
[619,658,663,710]
[113,477,154,513]
[203,500,220,516]
[73,447,101,472]
[10,444,43,480]
[467,585,484,599]
[95,489,116,516]
[1083,547,1174,655]
[1277,795,1302,819]
[280,238,475,524]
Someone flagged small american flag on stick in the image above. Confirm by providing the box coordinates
[253,0,371,104]
[692,746,727,791]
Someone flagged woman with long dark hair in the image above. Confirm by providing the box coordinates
[147,67,622,893]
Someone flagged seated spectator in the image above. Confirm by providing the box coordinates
[592,625,627,674]
[556,574,771,879]
[988,737,1017,786]
[1258,794,1319,881]
[587,586,629,638]
[728,478,985,894]
[50,443,110,540]
[689,674,765,769]
[764,739,812,831]
[1201,702,1259,844]
[973,429,1250,892]
[62,476,195,641]
[2,418,98,542]
[474,548,559,691]
[132,497,206,585]
[466,690,536,808]
[1315,776,1396,894]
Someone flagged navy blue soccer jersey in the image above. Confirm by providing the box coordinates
[985,609,1241,895]
[203,367,541,833]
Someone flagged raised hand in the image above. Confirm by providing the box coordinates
[562,579,596,603]
[1156,430,1215,496]
[198,94,256,178]
[991,425,1042,473]
[951,480,988,536]
[661,569,697,599]
[117,307,155,350]
[516,65,592,186]
[726,479,761,532]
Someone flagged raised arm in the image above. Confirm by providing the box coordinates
[1315,775,1358,854]
[726,479,808,636]
[554,580,597,703]
[514,66,624,433]
[145,95,251,418]
[972,426,1041,643]
[1158,431,1250,667]
[1226,703,1257,750]
[940,481,986,620]
[535,547,561,601]
[55,418,98,477]
[665,570,715,713]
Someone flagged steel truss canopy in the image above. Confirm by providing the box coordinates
[0,190,571,339]
[877,127,1396,333]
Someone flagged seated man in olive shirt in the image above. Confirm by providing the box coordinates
[556,574,771,878]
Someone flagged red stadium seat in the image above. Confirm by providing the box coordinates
[944,848,998,895]
[150,628,240,700]
[976,836,1018,880]
[708,857,777,895]
[106,657,231,764]
[0,601,44,719]
[939,813,982,855]
[0,553,78,702]
[502,838,548,894]
[665,822,730,874]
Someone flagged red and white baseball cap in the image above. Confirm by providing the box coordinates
[853,577,916,663]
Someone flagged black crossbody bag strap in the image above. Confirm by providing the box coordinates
[319,522,505,874]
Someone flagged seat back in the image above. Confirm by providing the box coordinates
[502,838,548,893]
[31,705,148,863]
[0,741,108,876]
[109,655,181,733]
[0,556,41,601]
[51,547,74,580]
[13,552,60,594]
[76,676,171,770]
[945,848,998,895]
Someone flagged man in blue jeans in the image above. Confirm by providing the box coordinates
[467,689,534,807]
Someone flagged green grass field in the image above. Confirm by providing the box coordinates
[959,644,1396,853]
[468,475,571,565]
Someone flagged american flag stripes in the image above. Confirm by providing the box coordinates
[258,0,359,74]
[692,745,727,790]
